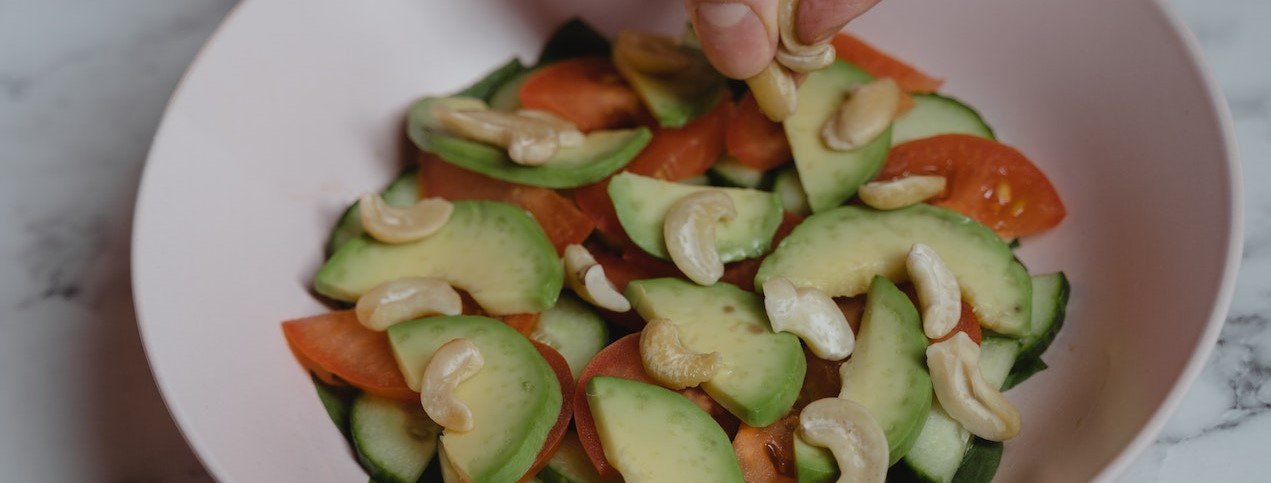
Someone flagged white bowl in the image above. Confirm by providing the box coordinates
[132,0,1241,481]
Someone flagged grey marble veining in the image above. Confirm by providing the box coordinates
[0,0,1266,481]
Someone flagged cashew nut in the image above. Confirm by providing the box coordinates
[763,277,855,360]
[858,175,947,210]
[746,61,799,122]
[907,243,962,340]
[639,318,722,390]
[614,30,693,75]
[516,109,585,147]
[821,78,901,151]
[421,338,484,433]
[359,194,453,244]
[355,277,463,331]
[663,191,736,285]
[798,397,888,483]
[927,332,1021,441]
[774,0,836,73]
[434,102,583,166]
[563,244,631,312]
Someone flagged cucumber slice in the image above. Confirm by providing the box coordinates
[530,294,609,381]
[350,394,441,483]
[950,438,1004,483]
[772,167,809,216]
[326,167,421,256]
[488,69,535,111]
[455,58,528,102]
[312,376,359,439]
[891,94,995,145]
[1003,272,1069,389]
[708,155,771,189]
[892,338,1019,483]
[536,431,602,483]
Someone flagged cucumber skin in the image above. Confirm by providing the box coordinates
[950,439,1004,483]
[1003,272,1070,390]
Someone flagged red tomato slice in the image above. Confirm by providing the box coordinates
[498,313,540,339]
[572,180,630,250]
[733,416,799,483]
[877,134,1067,239]
[575,334,738,480]
[281,311,416,402]
[419,153,594,254]
[519,57,650,132]
[623,98,732,181]
[832,33,943,93]
[523,341,575,481]
[725,92,792,171]
[798,347,847,408]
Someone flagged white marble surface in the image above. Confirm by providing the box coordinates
[0,0,1266,481]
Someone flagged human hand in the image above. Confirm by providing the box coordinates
[685,0,881,79]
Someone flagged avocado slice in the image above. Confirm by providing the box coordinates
[838,276,931,465]
[314,200,562,315]
[586,376,744,482]
[794,434,837,483]
[755,204,1032,336]
[607,172,784,262]
[535,431,602,483]
[625,278,805,427]
[612,35,727,128]
[408,96,653,189]
[784,60,892,212]
[388,316,562,483]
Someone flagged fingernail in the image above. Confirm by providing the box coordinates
[798,0,878,43]
[699,2,752,28]
[695,2,773,79]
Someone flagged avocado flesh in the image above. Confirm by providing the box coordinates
[314,200,562,315]
[612,43,726,128]
[607,172,784,262]
[408,96,653,189]
[755,204,1031,336]
[625,278,805,427]
[785,60,892,213]
[586,376,744,483]
[838,277,931,465]
[388,316,562,483]
[794,433,837,483]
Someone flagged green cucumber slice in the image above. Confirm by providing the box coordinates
[891,94,995,145]
[350,394,441,483]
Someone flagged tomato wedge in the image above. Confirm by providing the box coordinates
[725,92,792,171]
[573,179,630,250]
[523,341,575,481]
[419,153,594,254]
[733,415,799,483]
[575,334,738,480]
[519,57,650,132]
[622,98,732,181]
[877,134,1066,238]
[281,311,416,402]
[832,33,943,93]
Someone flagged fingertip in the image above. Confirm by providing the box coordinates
[690,1,778,79]
[796,0,881,44]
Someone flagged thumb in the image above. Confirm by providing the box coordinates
[686,0,778,79]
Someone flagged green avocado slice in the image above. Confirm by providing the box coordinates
[407,97,652,189]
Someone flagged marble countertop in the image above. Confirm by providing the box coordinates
[1,0,1266,481]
